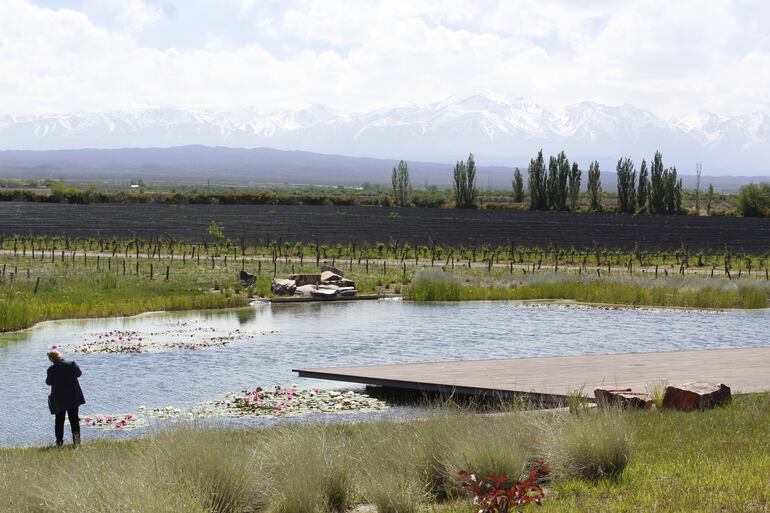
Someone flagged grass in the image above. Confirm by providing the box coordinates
[407,269,770,309]
[3,245,769,333]
[2,394,768,512]
[0,255,408,332]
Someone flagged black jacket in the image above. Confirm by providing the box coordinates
[46,361,86,414]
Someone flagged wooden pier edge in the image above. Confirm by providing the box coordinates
[294,347,770,403]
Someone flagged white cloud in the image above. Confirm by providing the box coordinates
[0,0,768,118]
[111,0,165,31]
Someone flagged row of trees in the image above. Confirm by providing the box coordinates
[615,152,683,214]
[525,150,583,211]
[391,153,481,208]
[392,151,726,215]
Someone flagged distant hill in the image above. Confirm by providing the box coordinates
[0,145,763,193]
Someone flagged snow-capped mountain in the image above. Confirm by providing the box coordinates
[1,96,769,173]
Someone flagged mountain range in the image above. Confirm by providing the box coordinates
[2,95,770,175]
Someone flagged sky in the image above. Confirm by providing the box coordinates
[2,0,770,119]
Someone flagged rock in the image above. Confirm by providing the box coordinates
[311,288,338,299]
[337,287,357,297]
[238,270,257,286]
[271,278,297,296]
[321,264,345,276]
[662,382,731,411]
[320,270,343,283]
[594,387,653,410]
[288,274,321,286]
[338,278,356,288]
[295,284,317,296]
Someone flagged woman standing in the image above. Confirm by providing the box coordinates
[46,347,85,447]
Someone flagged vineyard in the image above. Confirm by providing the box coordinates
[2,202,770,251]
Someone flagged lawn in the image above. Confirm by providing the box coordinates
[1,393,767,513]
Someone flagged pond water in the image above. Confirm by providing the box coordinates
[1,300,769,447]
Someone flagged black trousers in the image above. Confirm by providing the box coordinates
[54,408,80,446]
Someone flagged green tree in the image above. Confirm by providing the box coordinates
[663,166,681,214]
[637,158,649,212]
[546,154,559,209]
[568,161,581,211]
[738,183,770,217]
[512,167,524,202]
[587,161,602,211]
[391,160,411,207]
[528,150,547,210]
[453,159,467,208]
[616,157,637,213]
[556,151,570,210]
[695,162,702,213]
[650,151,665,214]
[452,153,478,208]
[707,183,714,215]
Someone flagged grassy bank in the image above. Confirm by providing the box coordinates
[1,394,767,513]
[408,269,770,309]
[3,249,770,332]
[0,259,249,332]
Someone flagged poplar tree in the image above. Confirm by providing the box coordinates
[546,155,559,209]
[556,151,570,211]
[587,161,602,211]
[616,157,637,213]
[650,151,665,214]
[512,167,524,202]
[453,153,478,208]
[391,160,411,207]
[637,158,649,212]
[528,149,547,210]
[568,162,581,211]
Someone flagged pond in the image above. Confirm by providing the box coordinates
[1,300,769,447]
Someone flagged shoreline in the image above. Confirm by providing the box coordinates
[3,296,766,338]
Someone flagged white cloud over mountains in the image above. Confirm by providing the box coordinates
[1,0,769,120]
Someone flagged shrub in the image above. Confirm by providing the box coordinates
[738,182,770,217]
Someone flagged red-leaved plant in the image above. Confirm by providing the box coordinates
[458,459,550,513]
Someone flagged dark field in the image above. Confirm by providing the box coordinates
[2,202,770,251]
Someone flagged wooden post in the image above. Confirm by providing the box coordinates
[165,266,170,281]
[33,276,40,293]
[150,263,154,280]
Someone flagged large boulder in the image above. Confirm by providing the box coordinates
[320,270,342,283]
[662,382,731,411]
[288,274,321,286]
[321,264,345,276]
[295,284,318,296]
[238,270,256,286]
[337,278,356,288]
[594,387,653,410]
[271,278,297,296]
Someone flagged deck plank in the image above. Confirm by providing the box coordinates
[294,347,770,400]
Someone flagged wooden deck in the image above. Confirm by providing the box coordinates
[294,347,770,403]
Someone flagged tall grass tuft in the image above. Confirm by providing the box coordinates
[645,379,669,409]
[540,408,634,482]
[266,425,355,513]
[151,428,268,513]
